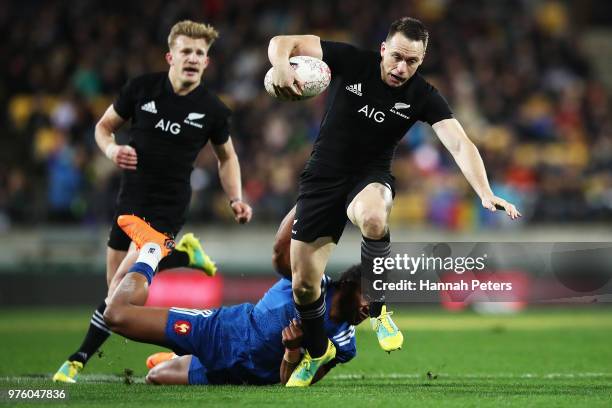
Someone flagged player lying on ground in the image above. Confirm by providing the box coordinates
[268,17,521,386]
[103,215,368,385]
[53,19,252,383]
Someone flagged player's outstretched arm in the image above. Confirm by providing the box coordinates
[95,105,138,170]
[267,35,323,99]
[432,118,521,219]
[212,138,252,224]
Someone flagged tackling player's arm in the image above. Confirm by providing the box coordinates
[432,118,521,219]
[279,319,335,385]
[279,318,302,384]
[279,349,301,385]
[267,35,323,99]
[95,105,138,170]
[211,138,253,224]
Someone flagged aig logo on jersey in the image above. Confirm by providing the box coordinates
[358,105,385,123]
[155,119,181,135]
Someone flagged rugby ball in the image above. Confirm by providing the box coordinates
[264,56,331,101]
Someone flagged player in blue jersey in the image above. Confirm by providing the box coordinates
[103,214,367,385]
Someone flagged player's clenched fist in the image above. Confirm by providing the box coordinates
[282,319,303,350]
[230,199,253,224]
[105,143,138,170]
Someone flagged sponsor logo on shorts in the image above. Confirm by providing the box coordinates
[173,320,192,335]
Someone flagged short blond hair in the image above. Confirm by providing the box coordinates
[168,20,219,49]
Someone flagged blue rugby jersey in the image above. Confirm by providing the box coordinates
[168,275,356,384]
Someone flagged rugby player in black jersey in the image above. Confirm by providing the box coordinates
[268,17,520,386]
[53,20,252,383]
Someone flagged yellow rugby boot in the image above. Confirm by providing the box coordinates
[371,305,404,353]
[52,360,83,383]
[176,233,217,276]
[286,340,336,387]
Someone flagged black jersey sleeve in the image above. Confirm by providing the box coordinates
[113,78,137,120]
[321,41,363,76]
[209,106,231,145]
[418,88,453,125]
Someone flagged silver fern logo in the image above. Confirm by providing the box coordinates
[390,102,410,120]
[184,112,205,128]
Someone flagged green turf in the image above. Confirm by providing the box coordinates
[1,308,611,407]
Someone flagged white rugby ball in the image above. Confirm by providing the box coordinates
[264,56,331,101]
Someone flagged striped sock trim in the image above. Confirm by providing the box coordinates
[90,311,111,334]
[296,300,326,320]
[361,240,391,258]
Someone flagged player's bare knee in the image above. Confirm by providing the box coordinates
[292,278,317,302]
[360,212,387,239]
[103,303,125,332]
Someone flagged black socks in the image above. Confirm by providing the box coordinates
[158,250,189,270]
[361,231,391,318]
[295,293,328,358]
[68,301,111,364]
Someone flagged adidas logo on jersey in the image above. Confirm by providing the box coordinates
[141,101,157,114]
[346,83,362,96]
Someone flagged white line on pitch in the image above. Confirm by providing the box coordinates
[330,372,612,380]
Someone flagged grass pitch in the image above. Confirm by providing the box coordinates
[1,307,611,407]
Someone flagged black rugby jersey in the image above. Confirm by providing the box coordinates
[305,41,453,175]
[113,72,230,206]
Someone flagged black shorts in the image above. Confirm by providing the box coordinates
[292,170,395,244]
[107,201,187,251]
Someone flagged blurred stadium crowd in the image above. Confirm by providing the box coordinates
[1,0,611,230]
